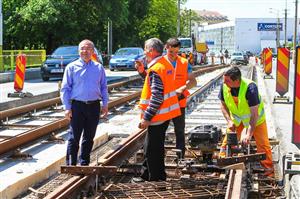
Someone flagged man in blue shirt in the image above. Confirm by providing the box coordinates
[60,39,108,166]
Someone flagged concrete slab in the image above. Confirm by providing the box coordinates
[0,114,110,199]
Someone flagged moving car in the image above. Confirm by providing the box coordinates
[230,51,248,65]
[109,47,146,71]
[40,46,102,81]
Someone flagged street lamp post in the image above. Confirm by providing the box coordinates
[0,0,3,72]
[294,0,298,50]
[284,0,287,46]
[269,8,281,48]
[177,0,180,37]
[189,9,192,38]
[107,18,112,56]
[277,16,280,47]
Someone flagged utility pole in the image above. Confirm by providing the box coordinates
[269,8,281,48]
[107,18,112,57]
[0,0,3,72]
[220,27,223,52]
[177,0,180,37]
[284,0,287,46]
[294,0,298,50]
[276,16,280,47]
[189,9,192,38]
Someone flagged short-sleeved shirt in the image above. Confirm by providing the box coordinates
[218,82,260,107]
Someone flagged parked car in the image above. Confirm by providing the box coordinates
[109,47,146,71]
[245,51,253,57]
[40,46,103,81]
[230,51,248,65]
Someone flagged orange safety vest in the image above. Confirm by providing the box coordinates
[165,55,190,108]
[139,57,181,124]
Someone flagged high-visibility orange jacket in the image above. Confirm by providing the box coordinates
[164,55,190,108]
[139,57,181,124]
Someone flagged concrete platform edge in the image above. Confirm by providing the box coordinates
[0,133,109,199]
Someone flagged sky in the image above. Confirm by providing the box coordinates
[184,0,297,20]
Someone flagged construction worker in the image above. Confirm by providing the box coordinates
[138,38,181,181]
[164,38,197,158]
[218,67,273,176]
[220,50,225,64]
[136,37,197,158]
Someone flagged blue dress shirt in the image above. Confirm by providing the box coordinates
[60,58,108,110]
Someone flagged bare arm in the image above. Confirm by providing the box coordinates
[242,105,259,144]
[186,73,197,89]
[220,101,235,131]
[176,73,197,94]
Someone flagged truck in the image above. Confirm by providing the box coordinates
[178,37,195,65]
[178,37,194,54]
[195,42,209,65]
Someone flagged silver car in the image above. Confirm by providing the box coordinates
[230,51,248,65]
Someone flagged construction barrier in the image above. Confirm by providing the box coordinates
[264,48,273,78]
[292,46,300,147]
[14,54,26,92]
[91,52,99,63]
[7,54,33,98]
[274,47,291,103]
[261,49,265,66]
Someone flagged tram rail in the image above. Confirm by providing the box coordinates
[18,64,285,199]
[0,65,226,159]
[21,66,229,199]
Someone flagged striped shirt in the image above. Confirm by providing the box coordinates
[143,71,164,121]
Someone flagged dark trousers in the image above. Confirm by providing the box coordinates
[172,107,186,158]
[66,101,100,165]
[141,120,170,181]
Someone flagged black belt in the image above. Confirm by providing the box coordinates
[72,99,100,105]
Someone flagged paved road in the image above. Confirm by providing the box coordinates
[0,70,138,104]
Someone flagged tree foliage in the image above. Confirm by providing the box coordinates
[138,0,177,44]
[2,0,186,53]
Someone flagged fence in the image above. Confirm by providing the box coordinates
[0,50,46,72]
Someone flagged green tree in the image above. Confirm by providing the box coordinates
[138,0,177,43]
[180,8,200,38]
[3,0,130,53]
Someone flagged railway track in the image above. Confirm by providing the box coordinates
[0,78,143,159]
[0,65,226,159]
[11,65,227,199]
[17,64,285,199]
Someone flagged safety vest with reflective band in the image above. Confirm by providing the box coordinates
[139,57,181,124]
[164,55,190,108]
[223,78,265,127]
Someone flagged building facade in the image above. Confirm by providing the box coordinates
[197,18,298,55]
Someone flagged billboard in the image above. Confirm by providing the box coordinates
[257,23,283,31]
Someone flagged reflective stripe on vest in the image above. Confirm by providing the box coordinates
[140,90,177,105]
[164,55,190,107]
[139,56,181,123]
[223,78,265,127]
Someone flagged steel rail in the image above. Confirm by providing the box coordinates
[0,79,141,121]
[44,129,147,199]
[107,75,142,91]
[0,65,227,122]
[225,169,245,199]
[43,69,226,199]
[0,91,142,157]
[0,98,61,121]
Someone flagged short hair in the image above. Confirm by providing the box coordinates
[144,38,164,54]
[166,37,181,48]
[79,39,95,49]
[224,66,241,81]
